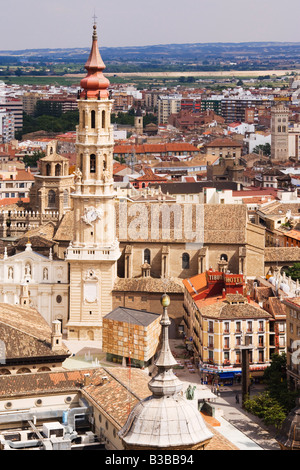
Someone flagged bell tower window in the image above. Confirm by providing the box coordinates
[90,154,96,173]
[102,110,106,129]
[55,164,61,176]
[91,110,96,129]
[48,190,56,207]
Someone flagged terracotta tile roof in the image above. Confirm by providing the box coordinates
[195,296,272,319]
[114,143,199,155]
[113,162,130,175]
[265,247,300,262]
[113,277,184,294]
[285,229,300,241]
[0,369,94,398]
[182,272,207,297]
[1,170,35,181]
[205,138,243,148]
[53,211,74,241]
[0,197,30,207]
[0,303,69,360]
[258,201,300,216]
[136,168,167,182]
[82,367,151,428]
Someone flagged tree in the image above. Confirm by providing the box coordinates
[283,263,300,282]
[253,143,271,157]
[243,353,298,428]
[23,150,45,168]
[243,392,286,429]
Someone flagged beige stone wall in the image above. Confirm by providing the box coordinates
[102,316,161,363]
[67,261,117,341]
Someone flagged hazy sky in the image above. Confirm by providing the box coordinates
[1,0,300,50]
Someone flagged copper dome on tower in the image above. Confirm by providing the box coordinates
[79,24,110,99]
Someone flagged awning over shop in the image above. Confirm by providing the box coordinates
[218,372,235,379]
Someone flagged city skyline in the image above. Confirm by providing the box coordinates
[1,0,300,51]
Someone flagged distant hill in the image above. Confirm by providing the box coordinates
[0,42,300,72]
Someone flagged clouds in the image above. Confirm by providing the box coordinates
[0,0,299,50]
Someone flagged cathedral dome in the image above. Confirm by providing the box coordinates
[119,393,213,449]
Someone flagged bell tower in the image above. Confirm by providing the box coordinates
[66,23,120,343]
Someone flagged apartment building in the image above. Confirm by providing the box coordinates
[158,94,182,124]
[221,96,272,123]
[144,90,160,111]
[22,92,41,116]
[112,92,134,113]
[0,98,23,130]
[0,110,14,143]
[183,270,272,384]
[0,167,35,199]
[282,297,300,391]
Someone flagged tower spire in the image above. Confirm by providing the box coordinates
[79,21,110,99]
[148,294,182,397]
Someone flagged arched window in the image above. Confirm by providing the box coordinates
[182,253,190,269]
[102,110,106,129]
[63,189,69,207]
[220,254,228,262]
[144,248,151,265]
[82,110,86,128]
[55,164,61,176]
[91,110,96,129]
[48,189,56,207]
[90,154,96,173]
[46,163,51,176]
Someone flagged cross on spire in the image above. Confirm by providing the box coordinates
[93,11,97,25]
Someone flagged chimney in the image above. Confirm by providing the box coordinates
[84,373,91,386]
[51,320,62,351]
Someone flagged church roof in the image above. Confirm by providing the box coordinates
[39,153,69,163]
[53,210,74,242]
[0,303,69,361]
[113,277,184,294]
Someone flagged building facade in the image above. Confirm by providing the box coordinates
[183,270,272,383]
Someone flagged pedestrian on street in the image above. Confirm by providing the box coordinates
[235,393,239,404]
